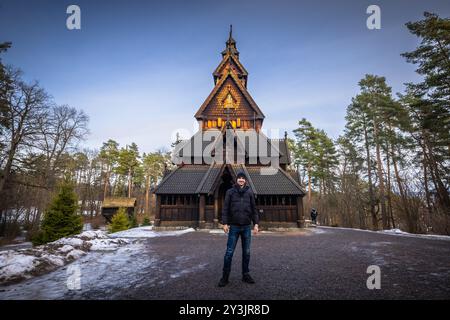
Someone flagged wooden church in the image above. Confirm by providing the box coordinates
[154,27,305,229]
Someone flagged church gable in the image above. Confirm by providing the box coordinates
[203,76,254,118]
[213,55,248,86]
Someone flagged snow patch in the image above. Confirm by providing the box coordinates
[382,228,409,235]
[0,252,38,282]
[53,237,84,248]
[0,227,197,286]
[66,249,85,260]
[87,238,130,251]
[0,231,128,285]
[58,245,75,254]
[319,226,450,241]
[109,227,195,238]
[42,254,65,267]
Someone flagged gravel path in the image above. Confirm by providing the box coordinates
[1,227,449,300]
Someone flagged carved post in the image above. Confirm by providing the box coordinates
[214,194,219,228]
[199,194,206,228]
[296,196,305,228]
[155,195,162,226]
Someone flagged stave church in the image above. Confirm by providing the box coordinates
[154,26,305,229]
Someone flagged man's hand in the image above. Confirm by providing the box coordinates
[223,224,229,234]
[253,224,259,234]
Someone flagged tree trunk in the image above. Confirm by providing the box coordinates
[363,117,377,230]
[422,153,433,226]
[373,116,388,229]
[307,162,312,210]
[145,175,150,214]
[103,169,110,201]
[0,140,18,195]
[127,169,131,198]
[385,128,395,229]
[391,145,414,232]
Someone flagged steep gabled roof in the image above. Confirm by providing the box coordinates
[154,165,211,194]
[196,162,224,194]
[194,71,265,120]
[213,54,248,78]
[245,166,305,195]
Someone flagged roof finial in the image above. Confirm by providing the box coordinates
[222,25,239,57]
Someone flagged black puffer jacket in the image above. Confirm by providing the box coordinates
[222,184,259,226]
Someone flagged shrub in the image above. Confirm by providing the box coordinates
[129,214,138,228]
[108,208,130,233]
[142,217,151,226]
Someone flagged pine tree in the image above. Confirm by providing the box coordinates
[115,143,141,198]
[99,139,119,200]
[32,181,83,245]
[401,12,450,213]
[293,118,317,208]
[108,208,130,233]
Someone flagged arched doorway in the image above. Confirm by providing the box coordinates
[217,168,234,224]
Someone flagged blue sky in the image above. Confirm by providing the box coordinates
[1,0,449,153]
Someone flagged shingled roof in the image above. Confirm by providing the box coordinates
[154,165,210,194]
[245,166,305,195]
[155,163,304,196]
[194,71,265,120]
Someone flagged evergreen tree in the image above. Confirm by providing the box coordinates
[142,217,151,226]
[108,207,130,233]
[129,214,138,228]
[32,181,83,245]
[115,143,140,198]
[99,139,119,200]
[293,118,317,207]
[401,12,450,212]
[142,151,166,215]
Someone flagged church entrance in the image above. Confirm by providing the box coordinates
[217,168,234,224]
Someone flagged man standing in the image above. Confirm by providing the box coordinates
[218,171,259,287]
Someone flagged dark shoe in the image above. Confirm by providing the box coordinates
[242,273,255,284]
[218,274,229,287]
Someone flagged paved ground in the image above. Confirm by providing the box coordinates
[1,227,449,299]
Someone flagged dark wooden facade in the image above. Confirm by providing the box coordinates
[154,27,305,229]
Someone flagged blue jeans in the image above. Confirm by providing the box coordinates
[223,225,252,275]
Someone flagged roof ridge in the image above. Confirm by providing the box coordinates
[278,167,306,194]
[240,164,257,196]
[195,161,216,194]
[213,53,248,76]
[206,162,227,196]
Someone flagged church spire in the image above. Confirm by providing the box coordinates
[222,24,239,58]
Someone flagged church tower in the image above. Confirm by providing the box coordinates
[194,25,265,132]
[154,27,305,229]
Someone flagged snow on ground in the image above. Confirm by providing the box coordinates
[0,227,196,287]
[319,226,450,241]
[0,227,202,299]
[109,226,195,238]
[0,242,152,299]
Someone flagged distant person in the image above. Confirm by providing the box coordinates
[218,171,259,287]
[310,208,318,225]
